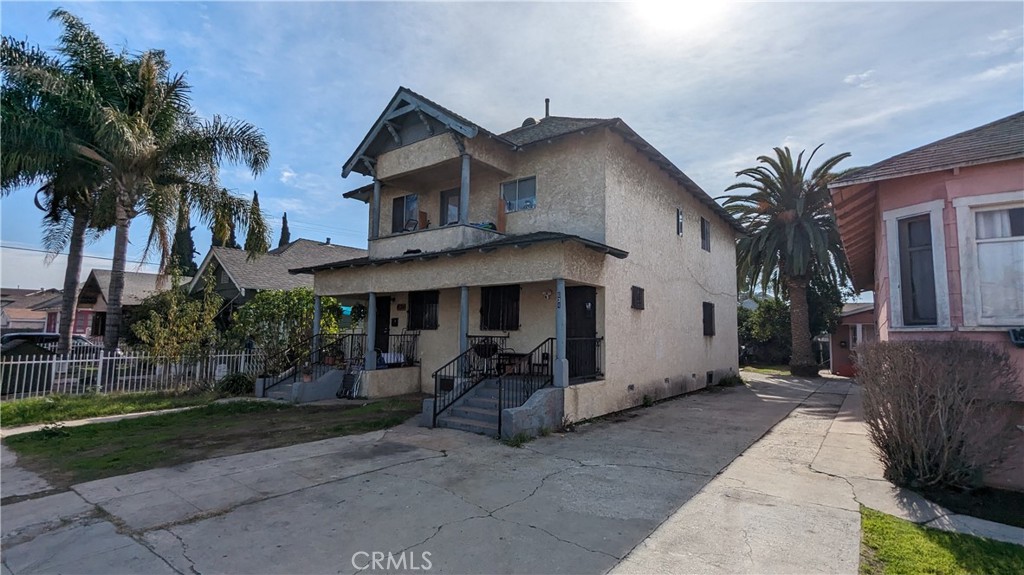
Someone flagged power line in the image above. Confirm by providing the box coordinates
[0,244,157,266]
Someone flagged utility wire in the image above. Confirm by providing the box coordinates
[0,244,156,266]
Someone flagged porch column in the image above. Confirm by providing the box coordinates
[365,292,377,370]
[370,178,381,239]
[459,154,470,225]
[554,278,568,388]
[312,295,322,359]
[459,286,469,355]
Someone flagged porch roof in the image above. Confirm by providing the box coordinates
[289,231,628,274]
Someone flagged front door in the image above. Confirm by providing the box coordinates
[565,286,597,381]
[375,296,391,353]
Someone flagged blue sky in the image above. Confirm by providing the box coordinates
[1,1,1022,290]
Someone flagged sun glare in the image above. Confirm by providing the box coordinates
[632,0,732,34]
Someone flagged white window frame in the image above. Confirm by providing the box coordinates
[882,199,950,329]
[953,190,1024,327]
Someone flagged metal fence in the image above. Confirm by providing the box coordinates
[0,350,266,400]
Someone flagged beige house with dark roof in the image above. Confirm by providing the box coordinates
[288,87,740,438]
[189,239,366,311]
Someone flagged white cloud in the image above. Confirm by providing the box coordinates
[843,70,875,88]
[279,166,297,184]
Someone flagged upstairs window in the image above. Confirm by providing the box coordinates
[502,177,537,213]
[897,214,937,326]
[631,286,645,310]
[391,194,420,233]
[702,302,716,336]
[407,290,439,330]
[440,189,460,226]
[481,285,520,331]
[676,208,684,236]
[700,217,711,251]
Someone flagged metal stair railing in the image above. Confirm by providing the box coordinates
[497,337,556,436]
[432,336,509,426]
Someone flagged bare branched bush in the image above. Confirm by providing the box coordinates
[858,340,1019,489]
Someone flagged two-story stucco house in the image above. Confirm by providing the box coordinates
[830,111,1024,490]
[291,87,741,437]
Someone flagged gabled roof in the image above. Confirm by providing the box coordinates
[500,116,614,146]
[840,302,874,317]
[343,87,511,178]
[831,111,1024,187]
[80,270,186,307]
[0,288,61,310]
[290,231,628,274]
[193,239,367,293]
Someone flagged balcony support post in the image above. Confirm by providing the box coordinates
[370,178,381,239]
[459,286,469,355]
[459,154,470,225]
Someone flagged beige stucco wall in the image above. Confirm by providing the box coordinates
[376,133,460,180]
[363,366,421,398]
[367,282,560,393]
[369,128,608,251]
[563,132,739,422]
[368,224,504,259]
[314,242,605,295]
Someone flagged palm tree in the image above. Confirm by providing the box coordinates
[720,145,851,376]
[1,19,119,353]
[4,9,271,352]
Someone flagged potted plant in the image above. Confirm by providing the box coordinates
[301,365,313,382]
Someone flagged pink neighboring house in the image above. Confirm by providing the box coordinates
[830,111,1024,491]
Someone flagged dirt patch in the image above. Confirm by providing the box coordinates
[914,486,1024,528]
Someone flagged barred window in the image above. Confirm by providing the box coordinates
[480,285,520,331]
[407,291,439,330]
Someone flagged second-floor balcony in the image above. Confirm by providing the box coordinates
[369,223,504,259]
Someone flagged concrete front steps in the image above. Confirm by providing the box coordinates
[266,382,293,401]
[436,379,500,436]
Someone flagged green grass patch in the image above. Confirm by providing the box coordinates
[3,397,422,488]
[859,506,1024,575]
[1,392,216,427]
[741,365,791,376]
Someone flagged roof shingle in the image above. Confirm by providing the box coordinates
[207,239,367,291]
[832,111,1024,187]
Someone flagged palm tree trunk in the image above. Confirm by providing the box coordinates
[57,210,89,354]
[786,275,818,376]
[103,203,130,352]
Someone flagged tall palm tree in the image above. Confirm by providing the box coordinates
[1,18,119,353]
[4,9,271,352]
[720,145,851,376]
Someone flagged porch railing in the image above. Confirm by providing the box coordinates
[432,336,510,425]
[381,333,419,367]
[497,337,556,436]
[567,337,603,383]
[264,333,366,394]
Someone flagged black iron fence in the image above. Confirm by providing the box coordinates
[497,337,555,436]
[567,337,603,383]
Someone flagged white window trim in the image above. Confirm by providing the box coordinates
[882,199,950,329]
[953,190,1024,327]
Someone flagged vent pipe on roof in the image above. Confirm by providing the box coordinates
[325,237,331,245]
[544,98,550,118]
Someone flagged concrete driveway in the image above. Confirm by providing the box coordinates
[2,375,828,575]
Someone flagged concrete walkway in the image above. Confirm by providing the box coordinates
[2,374,822,575]
[614,372,1024,574]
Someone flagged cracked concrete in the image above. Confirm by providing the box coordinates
[2,376,819,574]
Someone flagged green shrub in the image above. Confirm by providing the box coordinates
[217,373,255,397]
[718,374,745,387]
[502,431,533,448]
[858,340,1017,490]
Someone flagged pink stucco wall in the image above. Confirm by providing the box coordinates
[870,160,1024,491]
[873,160,1024,359]
[830,309,874,377]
